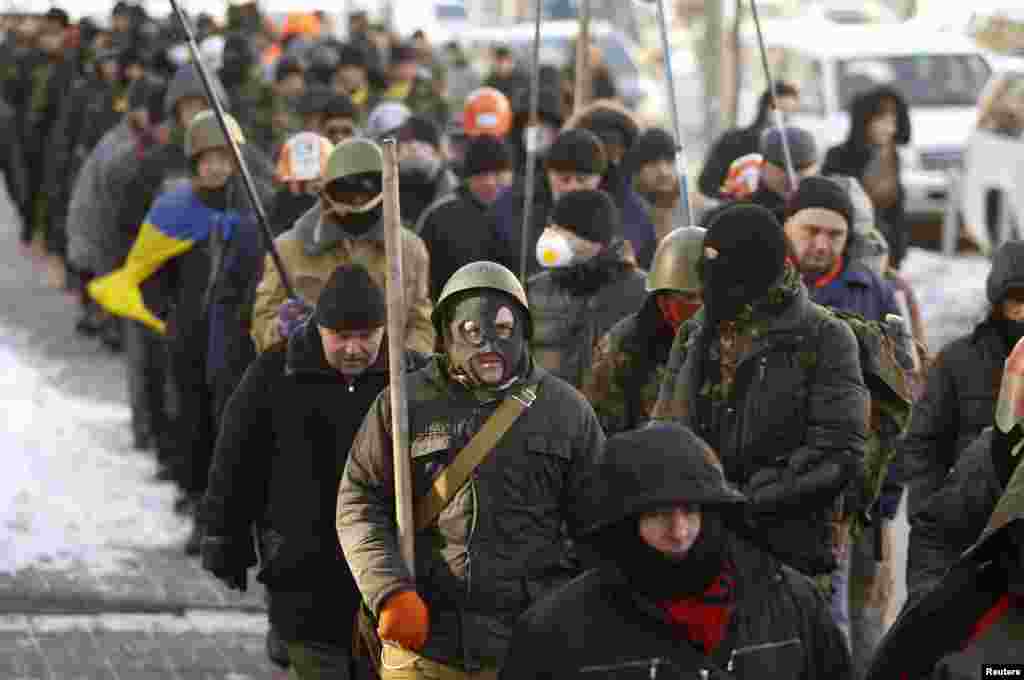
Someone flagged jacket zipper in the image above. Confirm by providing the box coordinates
[726,638,801,672]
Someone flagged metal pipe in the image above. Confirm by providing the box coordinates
[519,0,544,283]
[653,0,694,225]
[167,0,297,300]
[748,0,798,192]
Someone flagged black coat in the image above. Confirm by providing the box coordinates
[655,285,870,576]
[897,321,1008,517]
[417,184,503,301]
[499,535,851,680]
[906,429,1002,607]
[200,321,428,645]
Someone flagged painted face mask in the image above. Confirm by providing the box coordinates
[446,292,526,388]
[321,190,384,235]
[536,230,577,269]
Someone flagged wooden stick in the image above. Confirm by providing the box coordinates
[381,138,415,579]
[573,0,592,115]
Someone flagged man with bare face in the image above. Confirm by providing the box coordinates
[338,261,605,679]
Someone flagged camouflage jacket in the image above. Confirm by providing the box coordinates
[227,71,299,154]
[582,300,674,436]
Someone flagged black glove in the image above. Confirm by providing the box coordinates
[200,535,254,592]
[992,425,1024,490]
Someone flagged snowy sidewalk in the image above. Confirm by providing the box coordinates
[0,195,280,677]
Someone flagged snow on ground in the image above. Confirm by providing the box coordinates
[0,325,190,576]
[899,247,992,352]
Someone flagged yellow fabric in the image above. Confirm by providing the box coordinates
[380,646,497,680]
[352,87,369,108]
[384,81,412,102]
[87,221,194,334]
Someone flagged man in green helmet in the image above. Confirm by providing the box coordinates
[337,260,605,679]
[583,226,705,436]
[251,137,435,355]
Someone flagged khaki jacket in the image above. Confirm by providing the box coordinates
[251,204,435,354]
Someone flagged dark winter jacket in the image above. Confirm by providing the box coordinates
[807,258,903,517]
[821,87,912,268]
[0,96,27,221]
[488,173,554,280]
[416,184,504,301]
[653,282,870,576]
[337,356,605,671]
[527,247,648,389]
[906,429,1002,608]
[582,297,675,435]
[200,321,427,646]
[698,92,781,199]
[500,535,851,680]
[807,259,899,326]
[268,187,317,237]
[401,166,459,229]
[897,320,1008,517]
[742,185,788,226]
[490,173,658,280]
[867,490,1024,680]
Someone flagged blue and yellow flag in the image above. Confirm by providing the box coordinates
[88,184,240,334]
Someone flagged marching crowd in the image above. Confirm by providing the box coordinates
[5,3,1024,679]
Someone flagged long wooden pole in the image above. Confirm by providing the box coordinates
[518,0,544,283]
[652,0,694,225]
[573,0,592,115]
[381,139,415,579]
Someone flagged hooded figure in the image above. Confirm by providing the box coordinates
[396,114,459,226]
[338,260,605,678]
[499,422,851,680]
[654,203,870,578]
[870,371,1024,680]
[527,189,648,389]
[898,240,1024,517]
[822,86,912,269]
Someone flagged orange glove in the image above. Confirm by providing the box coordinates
[378,589,430,651]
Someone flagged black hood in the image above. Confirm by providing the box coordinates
[844,85,911,151]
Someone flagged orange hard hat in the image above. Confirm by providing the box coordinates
[276,132,334,190]
[463,87,512,137]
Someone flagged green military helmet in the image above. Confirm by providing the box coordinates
[184,109,245,159]
[646,226,707,294]
[324,138,383,186]
[433,261,532,340]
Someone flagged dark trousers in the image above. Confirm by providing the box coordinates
[123,319,169,443]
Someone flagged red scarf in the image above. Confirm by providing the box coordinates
[657,563,737,655]
[810,256,844,289]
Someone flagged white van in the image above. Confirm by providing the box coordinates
[736,19,992,220]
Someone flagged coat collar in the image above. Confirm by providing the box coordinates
[284,321,389,380]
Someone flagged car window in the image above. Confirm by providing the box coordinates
[436,3,468,20]
[509,33,638,80]
[837,54,992,108]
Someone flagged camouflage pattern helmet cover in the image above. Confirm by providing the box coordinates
[646,226,706,294]
[184,109,245,158]
[433,261,531,340]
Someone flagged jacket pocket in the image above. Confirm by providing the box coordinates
[726,638,803,676]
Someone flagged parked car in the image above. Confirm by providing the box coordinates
[736,19,992,220]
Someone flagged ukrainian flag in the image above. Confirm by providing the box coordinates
[88,184,239,334]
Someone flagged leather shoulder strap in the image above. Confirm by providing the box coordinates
[414,381,540,531]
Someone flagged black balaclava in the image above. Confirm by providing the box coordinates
[323,172,383,237]
[444,291,527,390]
[220,34,253,86]
[600,512,728,601]
[701,203,788,324]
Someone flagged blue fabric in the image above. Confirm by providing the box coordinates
[808,261,900,323]
[145,183,242,243]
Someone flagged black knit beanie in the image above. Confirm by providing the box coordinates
[314,264,387,331]
[546,128,606,176]
[551,189,620,245]
[702,203,788,322]
[785,175,854,227]
[463,134,513,178]
[398,114,441,149]
[628,128,676,167]
[577,107,639,153]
